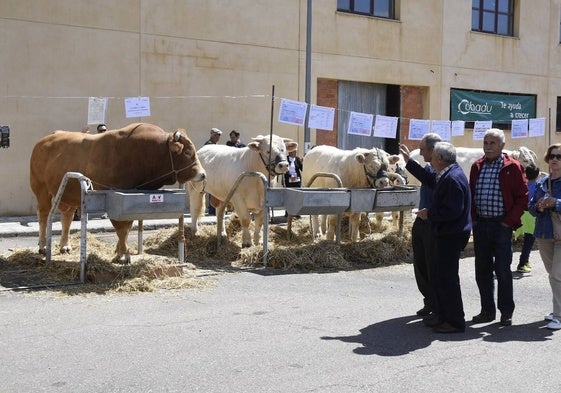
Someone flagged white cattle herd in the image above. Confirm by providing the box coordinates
[188,134,297,248]
[187,135,537,247]
[301,145,403,242]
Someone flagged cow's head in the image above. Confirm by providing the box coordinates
[510,146,538,170]
[248,134,297,175]
[387,154,408,186]
[168,129,206,183]
[355,148,394,188]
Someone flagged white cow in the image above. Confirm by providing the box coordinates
[407,146,538,185]
[188,134,297,247]
[302,145,401,242]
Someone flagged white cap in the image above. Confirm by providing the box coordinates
[210,128,222,135]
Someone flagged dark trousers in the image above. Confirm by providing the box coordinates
[473,221,515,317]
[519,232,535,263]
[434,231,470,329]
[412,217,437,311]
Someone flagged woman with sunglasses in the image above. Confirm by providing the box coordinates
[529,143,561,330]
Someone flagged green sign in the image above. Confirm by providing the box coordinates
[450,89,536,123]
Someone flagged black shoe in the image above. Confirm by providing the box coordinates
[500,315,512,326]
[471,313,495,324]
[416,305,431,317]
[433,322,465,334]
[423,314,442,327]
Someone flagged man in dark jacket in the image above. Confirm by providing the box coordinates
[400,133,442,319]
[416,141,472,333]
[469,128,528,327]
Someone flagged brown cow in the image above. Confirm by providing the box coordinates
[29,123,205,262]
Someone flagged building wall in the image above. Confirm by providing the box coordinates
[0,0,559,215]
[0,0,305,215]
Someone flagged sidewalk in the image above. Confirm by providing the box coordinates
[0,213,221,237]
[0,210,291,237]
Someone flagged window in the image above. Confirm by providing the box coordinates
[555,97,561,132]
[472,0,514,36]
[337,0,395,19]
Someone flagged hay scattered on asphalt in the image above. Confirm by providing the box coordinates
[0,232,215,296]
[0,213,413,295]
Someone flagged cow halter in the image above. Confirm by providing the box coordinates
[134,131,198,189]
[363,148,388,188]
[259,152,285,176]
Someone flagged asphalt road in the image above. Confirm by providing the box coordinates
[1,233,560,393]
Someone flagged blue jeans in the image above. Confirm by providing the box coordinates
[472,221,515,317]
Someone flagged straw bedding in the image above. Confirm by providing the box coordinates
[0,213,414,295]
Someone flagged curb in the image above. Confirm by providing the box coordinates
[0,214,220,238]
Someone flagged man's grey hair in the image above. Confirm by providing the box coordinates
[434,142,456,164]
[485,128,505,143]
[422,132,442,150]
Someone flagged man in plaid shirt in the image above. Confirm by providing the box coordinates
[469,128,528,327]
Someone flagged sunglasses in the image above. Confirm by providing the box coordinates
[548,154,561,160]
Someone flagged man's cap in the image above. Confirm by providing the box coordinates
[211,128,222,135]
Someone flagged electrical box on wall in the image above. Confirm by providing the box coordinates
[1,126,9,148]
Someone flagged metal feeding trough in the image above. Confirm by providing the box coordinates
[45,172,189,283]
[267,185,419,215]
[265,188,286,208]
[371,186,419,212]
[348,186,419,212]
[103,190,187,221]
[283,187,350,215]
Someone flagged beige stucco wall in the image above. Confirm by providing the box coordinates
[0,0,560,215]
[0,1,305,215]
[438,0,559,154]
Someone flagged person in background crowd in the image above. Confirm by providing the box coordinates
[284,150,303,188]
[515,164,540,273]
[283,149,303,218]
[529,144,561,330]
[226,130,246,148]
[204,128,222,145]
[415,141,472,333]
[203,127,222,215]
[400,133,442,321]
[469,128,528,327]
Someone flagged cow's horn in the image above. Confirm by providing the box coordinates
[173,130,181,142]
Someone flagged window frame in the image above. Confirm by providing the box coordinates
[556,97,561,132]
[337,0,396,20]
[471,0,514,37]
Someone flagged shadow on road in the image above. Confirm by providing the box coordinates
[321,315,554,356]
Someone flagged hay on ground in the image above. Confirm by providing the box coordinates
[0,212,413,295]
